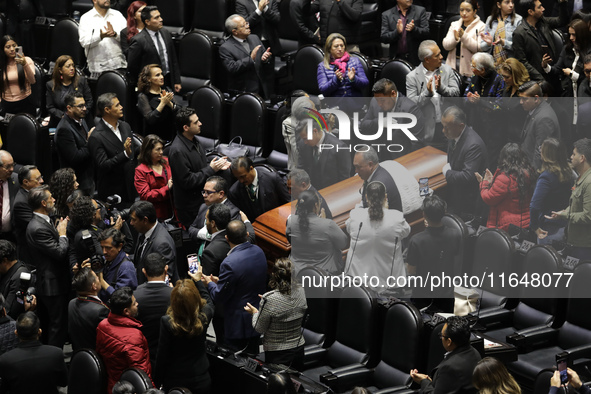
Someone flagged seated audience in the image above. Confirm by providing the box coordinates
[477,142,535,231]
[479,0,523,66]
[120,1,147,56]
[68,267,109,351]
[137,64,178,142]
[155,276,213,393]
[49,167,79,219]
[0,35,36,116]
[97,227,138,302]
[0,294,18,355]
[530,138,574,244]
[135,134,174,221]
[46,55,93,127]
[286,190,347,275]
[0,312,68,394]
[245,258,307,370]
[473,357,521,394]
[0,240,35,320]
[97,287,152,394]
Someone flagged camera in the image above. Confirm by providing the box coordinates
[104,195,130,221]
[82,229,105,272]
[15,272,35,305]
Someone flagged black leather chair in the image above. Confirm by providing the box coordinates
[167,389,192,394]
[192,0,227,39]
[350,52,372,97]
[265,102,288,172]
[293,45,324,95]
[229,92,267,160]
[302,286,380,384]
[49,18,85,68]
[379,59,413,96]
[189,85,225,151]
[440,213,469,277]
[119,368,154,393]
[67,349,107,394]
[153,0,186,34]
[6,113,38,166]
[95,71,129,120]
[31,61,46,118]
[323,300,424,394]
[71,0,93,14]
[38,0,70,18]
[179,31,213,95]
[552,29,565,61]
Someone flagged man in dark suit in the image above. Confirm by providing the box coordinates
[130,201,177,285]
[353,148,403,212]
[68,267,109,351]
[55,92,95,196]
[0,151,19,243]
[0,312,68,393]
[236,0,282,54]
[219,14,274,98]
[204,220,267,354]
[290,0,321,46]
[295,121,352,190]
[127,5,181,91]
[0,240,36,320]
[411,316,481,394]
[169,107,230,229]
[287,169,332,218]
[441,106,488,217]
[229,156,290,221]
[518,81,561,169]
[381,0,430,66]
[188,175,240,243]
[25,186,69,349]
[11,165,42,265]
[134,253,172,369]
[513,0,568,85]
[88,93,139,205]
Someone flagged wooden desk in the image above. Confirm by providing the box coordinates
[253,146,448,259]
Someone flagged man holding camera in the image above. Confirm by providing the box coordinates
[0,240,36,320]
[97,227,137,302]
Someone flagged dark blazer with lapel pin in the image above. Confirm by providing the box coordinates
[55,115,95,194]
[201,221,256,277]
[127,28,181,86]
[6,172,18,210]
[297,132,352,190]
[88,119,139,203]
[419,343,481,394]
[188,199,241,242]
[68,296,110,351]
[235,0,282,54]
[134,222,178,285]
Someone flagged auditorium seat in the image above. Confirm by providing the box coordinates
[153,0,186,34]
[179,31,213,95]
[119,368,154,393]
[95,71,129,121]
[31,61,47,118]
[229,92,267,160]
[265,102,288,173]
[67,349,107,394]
[6,114,39,166]
[379,59,413,96]
[38,0,70,18]
[191,0,227,39]
[440,213,469,277]
[48,18,85,70]
[189,85,225,151]
[552,29,565,62]
[350,52,372,97]
[71,0,93,14]
[292,45,324,95]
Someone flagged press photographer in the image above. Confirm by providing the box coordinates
[0,240,36,319]
[69,196,104,272]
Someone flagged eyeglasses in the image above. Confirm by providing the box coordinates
[201,189,218,196]
[1,162,14,170]
[72,104,87,109]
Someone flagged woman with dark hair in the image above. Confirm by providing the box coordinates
[345,181,410,292]
[134,134,173,221]
[286,190,347,275]
[68,196,102,271]
[267,372,297,394]
[472,357,521,394]
[155,276,213,393]
[137,64,177,141]
[49,168,79,219]
[0,35,36,116]
[120,1,146,56]
[244,258,307,370]
[479,0,522,66]
[477,142,535,231]
[530,138,575,244]
[46,54,93,127]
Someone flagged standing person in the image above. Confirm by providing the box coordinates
[499,58,530,143]
[79,0,127,74]
[546,138,591,260]
[310,0,363,49]
[46,55,93,127]
[0,35,36,116]
[0,151,19,242]
[12,165,43,264]
[49,168,79,219]
[244,259,307,370]
[136,64,178,142]
[134,134,174,222]
[235,0,282,54]
[353,147,403,211]
[479,0,523,66]
[0,240,36,320]
[120,1,146,56]
[290,0,321,46]
[345,182,410,292]
[155,276,213,393]
[97,227,138,302]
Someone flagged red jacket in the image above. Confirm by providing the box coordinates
[480,169,532,231]
[96,312,152,393]
[134,159,173,221]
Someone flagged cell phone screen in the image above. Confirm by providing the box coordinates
[187,254,200,274]
[419,177,429,197]
[557,359,568,384]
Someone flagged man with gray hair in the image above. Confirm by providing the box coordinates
[287,169,332,218]
[406,40,460,144]
[353,147,402,211]
[219,14,273,98]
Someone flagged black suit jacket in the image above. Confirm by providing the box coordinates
[133,282,172,366]
[134,222,178,285]
[380,5,429,66]
[25,215,69,297]
[55,115,95,194]
[201,221,256,277]
[228,169,290,221]
[6,172,18,212]
[0,260,29,319]
[11,188,31,264]
[0,340,68,394]
[219,34,273,99]
[168,134,216,228]
[297,132,352,190]
[361,165,403,212]
[127,28,180,86]
[308,184,332,219]
[419,344,481,394]
[188,199,240,242]
[236,0,282,54]
[88,119,139,203]
[67,296,109,351]
[446,127,488,217]
[290,0,321,46]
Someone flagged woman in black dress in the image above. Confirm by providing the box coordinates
[137,63,178,141]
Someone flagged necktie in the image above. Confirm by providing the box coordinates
[136,234,146,262]
[313,146,320,163]
[241,40,250,55]
[155,31,169,75]
[449,140,456,154]
[248,184,257,201]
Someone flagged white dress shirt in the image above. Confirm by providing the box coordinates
[79,7,127,73]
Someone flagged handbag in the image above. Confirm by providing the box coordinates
[454,286,479,316]
[216,136,250,159]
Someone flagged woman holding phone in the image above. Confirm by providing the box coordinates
[0,35,36,116]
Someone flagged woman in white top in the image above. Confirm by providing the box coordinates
[345,181,410,292]
[479,0,522,67]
